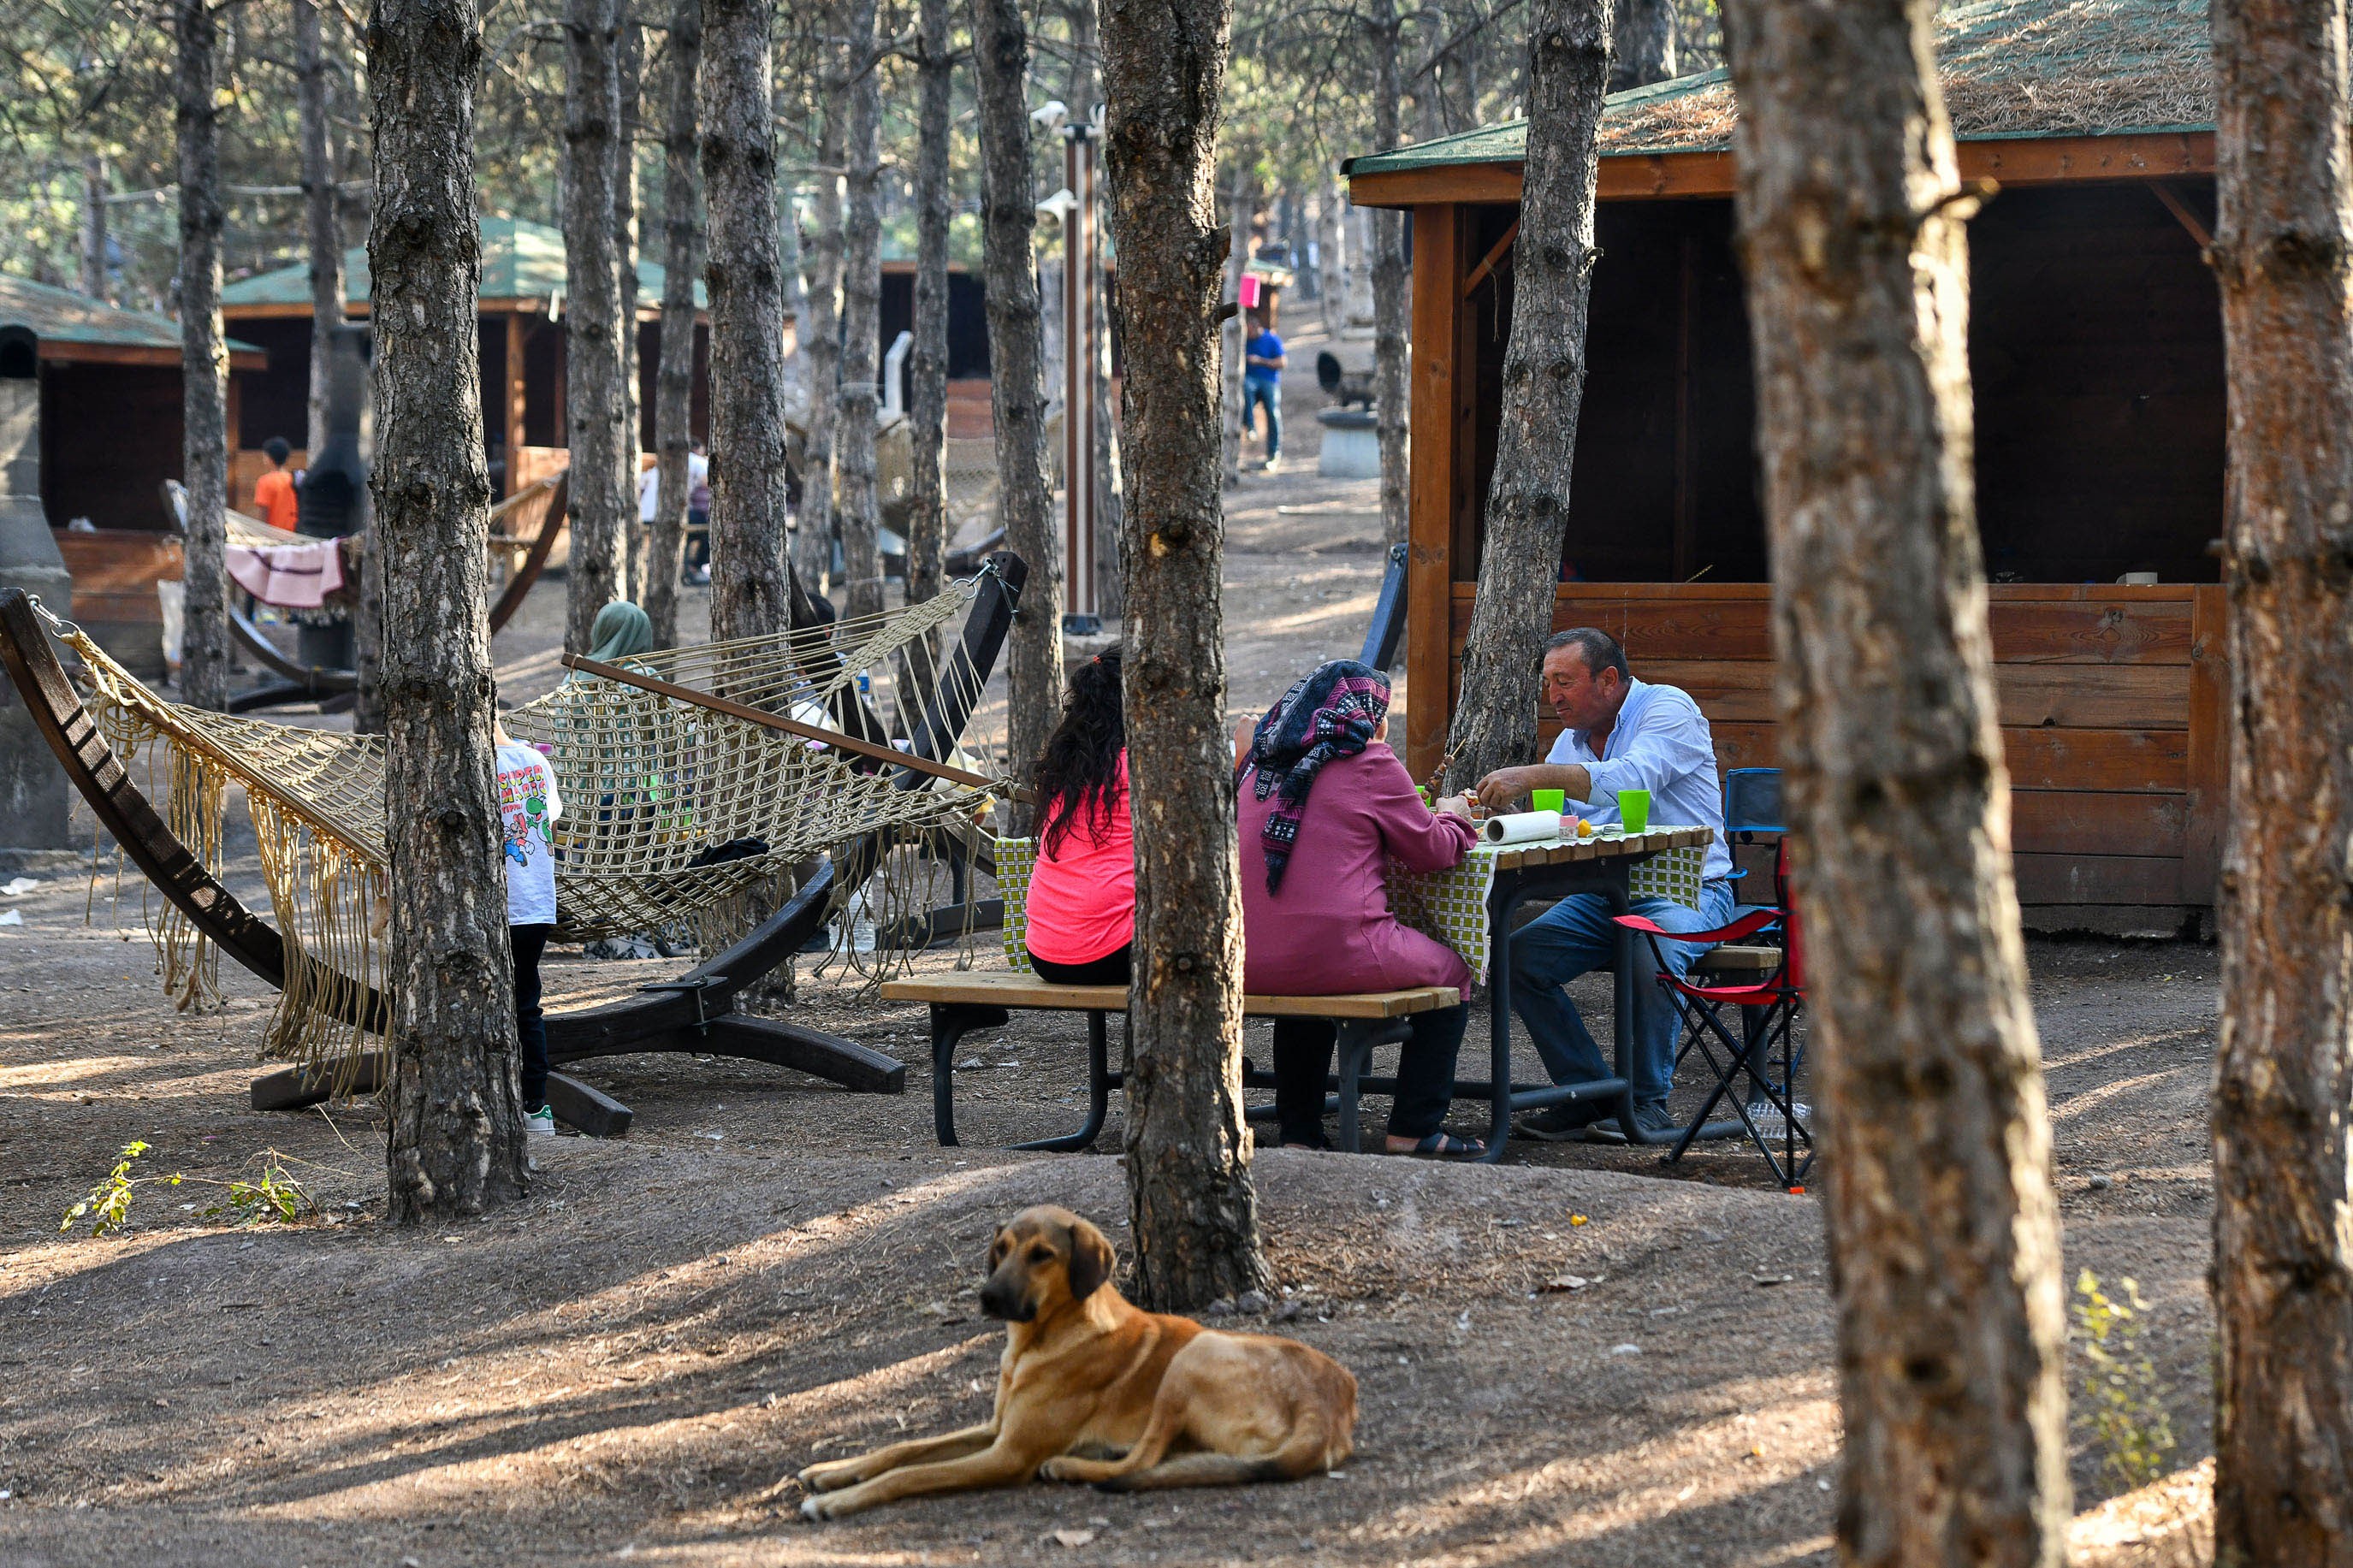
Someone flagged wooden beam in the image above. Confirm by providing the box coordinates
[1405,204,1464,781]
[560,651,1028,799]
[504,310,528,497]
[2145,178,2214,250]
[1460,219,1520,299]
[1348,131,2219,210]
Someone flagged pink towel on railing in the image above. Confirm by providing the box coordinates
[227,539,344,609]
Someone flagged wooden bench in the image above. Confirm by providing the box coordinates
[879,971,1461,1154]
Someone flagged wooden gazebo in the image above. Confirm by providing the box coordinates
[222,216,709,504]
[1344,0,2226,933]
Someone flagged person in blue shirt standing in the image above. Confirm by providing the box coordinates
[1242,311,1286,470]
[1474,627,1735,1144]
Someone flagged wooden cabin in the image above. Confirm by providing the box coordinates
[222,216,710,504]
[0,275,267,674]
[1344,0,2226,934]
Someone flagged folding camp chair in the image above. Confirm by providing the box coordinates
[1615,836,1812,1186]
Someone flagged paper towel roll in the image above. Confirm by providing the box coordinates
[1481,809,1562,845]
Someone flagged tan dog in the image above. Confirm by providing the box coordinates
[797,1205,1355,1519]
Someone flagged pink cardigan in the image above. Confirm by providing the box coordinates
[1238,742,1475,996]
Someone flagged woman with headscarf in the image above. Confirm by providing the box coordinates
[1238,660,1485,1157]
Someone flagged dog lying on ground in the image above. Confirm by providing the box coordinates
[796,1204,1356,1519]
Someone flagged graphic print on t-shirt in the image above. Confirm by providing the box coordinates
[495,743,564,926]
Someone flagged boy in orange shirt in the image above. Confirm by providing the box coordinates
[252,437,300,530]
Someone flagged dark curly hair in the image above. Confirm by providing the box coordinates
[1031,649,1126,856]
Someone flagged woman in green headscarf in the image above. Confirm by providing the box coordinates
[587,600,655,666]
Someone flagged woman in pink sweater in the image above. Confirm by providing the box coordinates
[1238,660,1484,1157]
[1023,651,1134,983]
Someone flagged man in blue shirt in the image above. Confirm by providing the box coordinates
[1475,627,1735,1142]
[1242,313,1285,470]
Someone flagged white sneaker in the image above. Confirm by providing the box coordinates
[525,1104,557,1138]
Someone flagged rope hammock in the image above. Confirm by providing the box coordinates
[42,573,1012,1086]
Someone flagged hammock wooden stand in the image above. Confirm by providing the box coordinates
[0,552,1025,1138]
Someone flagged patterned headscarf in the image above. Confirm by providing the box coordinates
[1242,660,1390,893]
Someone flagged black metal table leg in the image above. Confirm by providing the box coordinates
[929,1001,1008,1146]
[1013,1010,1112,1152]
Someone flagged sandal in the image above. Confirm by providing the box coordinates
[1390,1132,1485,1159]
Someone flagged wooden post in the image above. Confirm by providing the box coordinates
[2182,582,2227,906]
[1404,203,1461,780]
[504,309,527,495]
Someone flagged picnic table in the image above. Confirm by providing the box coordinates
[1393,825,1716,1162]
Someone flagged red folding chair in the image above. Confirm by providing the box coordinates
[1613,838,1811,1186]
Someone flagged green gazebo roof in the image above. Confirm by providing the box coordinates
[1346,0,2214,175]
[0,273,261,358]
[222,215,705,311]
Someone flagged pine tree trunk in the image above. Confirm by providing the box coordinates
[367,0,530,1222]
[175,0,232,713]
[1441,0,1609,796]
[836,0,886,622]
[1609,0,1674,91]
[904,0,954,635]
[1063,0,1123,621]
[1369,8,1410,550]
[971,0,1062,814]
[701,0,798,642]
[564,0,628,653]
[296,0,343,459]
[1101,0,1267,1314]
[2209,0,2353,1559]
[1317,185,1347,339]
[615,5,644,603]
[1719,0,2071,1560]
[797,103,846,600]
[646,0,702,648]
[1219,169,1248,488]
[80,153,107,304]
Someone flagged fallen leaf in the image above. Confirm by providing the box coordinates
[1568,1213,1589,1227]
[1049,1528,1097,1547]
[1541,1275,1590,1293]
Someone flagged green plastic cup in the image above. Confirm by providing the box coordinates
[1531,788,1566,816]
[1616,788,1652,835]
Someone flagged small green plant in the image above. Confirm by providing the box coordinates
[2073,1269,2178,1494]
[59,1143,321,1237]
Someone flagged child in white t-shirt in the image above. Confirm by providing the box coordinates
[493,721,564,1135]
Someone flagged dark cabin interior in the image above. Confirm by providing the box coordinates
[40,361,183,530]
[1459,177,2225,587]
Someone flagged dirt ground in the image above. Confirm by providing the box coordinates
[0,323,2220,1565]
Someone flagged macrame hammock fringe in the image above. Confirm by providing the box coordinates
[49,579,1006,1093]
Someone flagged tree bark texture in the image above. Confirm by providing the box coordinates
[2209,0,2353,1559]
[836,0,887,622]
[797,101,846,600]
[904,0,954,634]
[1441,0,1609,796]
[1219,169,1248,488]
[615,5,645,602]
[564,0,629,653]
[1369,6,1410,550]
[700,0,798,642]
[646,0,702,648]
[1317,184,1347,339]
[296,0,343,459]
[1719,0,2071,1562]
[971,0,1062,811]
[365,0,530,1222]
[1608,0,1674,91]
[1064,0,1123,621]
[1102,0,1268,1314]
[175,0,233,713]
[80,153,107,304]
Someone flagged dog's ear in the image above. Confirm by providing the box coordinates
[1064,1218,1115,1301]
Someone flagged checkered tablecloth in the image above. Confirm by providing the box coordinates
[993,831,1706,984]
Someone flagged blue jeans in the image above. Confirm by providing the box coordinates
[1243,379,1281,456]
[1508,880,1736,1107]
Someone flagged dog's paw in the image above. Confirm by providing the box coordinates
[797,1463,854,1494]
[1036,1458,1076,1482]
[799,1493,834,1522]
